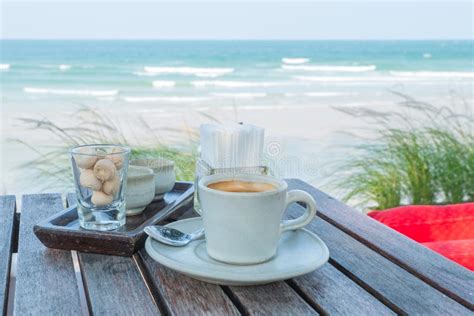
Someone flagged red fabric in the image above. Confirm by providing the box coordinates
[367,203,474,243]
[368,203,474,270]
[422,240,474,271]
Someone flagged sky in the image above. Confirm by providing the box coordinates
[0,1,472,40]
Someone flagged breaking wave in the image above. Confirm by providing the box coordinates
[283,65,377,72]
[191,80,290,88]
[390,71,474,78]
[210,92,267,98]
[24,87,119,97]
[152,80,176,88]
[281,58,310,64]
[123,96,208,103]
[59,64,72,71]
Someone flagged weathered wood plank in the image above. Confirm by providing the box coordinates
[287,179,474,309]
[167,210,320,315]
[139,249,240,316]
[65,194,160,315]
[289,264,395,315]
[0,195,16,315]
[14,194,82,315]
[227,282,318,315]
[286,203,472,315]
[78,253,160,315]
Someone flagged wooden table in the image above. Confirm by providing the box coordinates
[1,179,473,315]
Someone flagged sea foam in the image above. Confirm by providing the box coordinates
[191,80,289,88]
[285,92,354,97]
[152,80,176,88]
[0,64,11,70]
[59,64,72,71]
[390,71,474,78]
[211,92,267,98]
[281,58,310,64]
[294,76,419,82]
[124,96,208,103]
[283,65,377,72]
[24,87,118,97]
[304,92,353,97]
[144,66,234,76]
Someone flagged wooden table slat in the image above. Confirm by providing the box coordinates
[65,194,161,315]
[288,179,474,309]
[9,181,472,315]
[78,253,160,315]
[287,203,472,315]
[227,282,319,315]
[138,249,241,316]
[179,210,392,315]
[142,208,322,315]
[14,194,83,315]
[0,195,16,315]
[290,264,396,315]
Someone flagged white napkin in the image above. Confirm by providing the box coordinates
[200,123,264,169]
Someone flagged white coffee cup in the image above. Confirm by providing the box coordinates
[198,173,317,265]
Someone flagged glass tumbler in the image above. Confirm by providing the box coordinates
[70,144,130,231]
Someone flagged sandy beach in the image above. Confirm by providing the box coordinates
[2,91,467,197]
[2,103,357,195]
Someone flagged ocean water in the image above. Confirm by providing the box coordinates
[1,40,473,111]
[1,40,473,194]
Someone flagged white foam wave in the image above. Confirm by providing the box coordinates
[191,80,289,88]
[0,64,10,70]
[144,66,234,76]
[285,92,354,97]
[152,80,176,88]
[24,87,119,97]
[294,76,420,82]
[123,96,208,103]
[305,92,344,97]
[281,58,310,64]
[59,64,72,71]
[194,73,225,78]
[211,92,267,98]
[283,65,376,72]
[390,71,474,78]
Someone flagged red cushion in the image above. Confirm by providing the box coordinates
[368,203,474,243]
[422,240,474,271]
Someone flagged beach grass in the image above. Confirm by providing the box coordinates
[331,92,473,210]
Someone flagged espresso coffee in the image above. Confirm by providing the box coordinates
[207,180,277,193]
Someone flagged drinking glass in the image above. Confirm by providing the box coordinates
[70,144,130,231]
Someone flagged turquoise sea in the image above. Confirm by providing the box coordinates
[1,40,473,111]
[1,40,473,194]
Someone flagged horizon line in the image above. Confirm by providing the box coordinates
[1,38,473,41]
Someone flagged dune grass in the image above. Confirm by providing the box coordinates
[332,92,473,210]
[11,106,199,192]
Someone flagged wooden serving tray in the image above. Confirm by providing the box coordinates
[34,182,194,256]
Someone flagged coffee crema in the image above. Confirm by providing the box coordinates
[207,180,277,193]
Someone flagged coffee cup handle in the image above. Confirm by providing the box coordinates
[281,190,317,232]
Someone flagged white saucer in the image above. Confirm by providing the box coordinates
[145,217,330,286]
